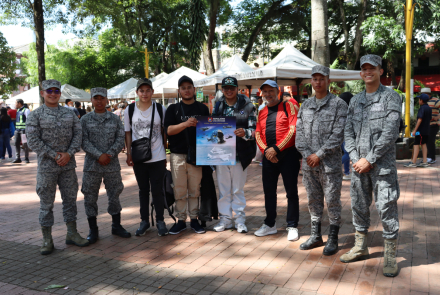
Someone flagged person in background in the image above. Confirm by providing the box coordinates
[282,92,292,102]
[106,105,112,112]
[7,106,16,127]
[340,92,354,180]
[75,101,86,119]
[422,88,440,164]
[86,106,92,113]
[404,93,432,168]
[65,99,80,118]
[0,108,14,162]
[13,99,30,164]
[255,80,301,241]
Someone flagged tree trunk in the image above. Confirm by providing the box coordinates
[347,0,367,70]
[205,0,220,75]
[241,0,284,62]
[32,0,46,105]
[387,58,397,86]
[337,0,349,58]
[311,0,330,66]
[398,59,406,92]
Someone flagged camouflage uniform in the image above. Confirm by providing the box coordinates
[296,86,348,226]
[26,80,82,227]
[345,78,401,239]
[80,88,125,218]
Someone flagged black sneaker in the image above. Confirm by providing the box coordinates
[156,221,169,236]
[135,220,150,236]
[12,158,21,164]
[25,158,30,163]
[190,219,206,234]
[111,224,131,238]
[169,220,187,235]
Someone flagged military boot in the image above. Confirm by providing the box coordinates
[66,221,90,247]
[111,213,131,238]
[323,224,339,256]
[383,239,398,277]
[40,226,54,255]
[340,231,369,263]
[300,221,324,250]
[87,217,99,244]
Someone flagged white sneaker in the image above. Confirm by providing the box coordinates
[287,227,299,241]
[343,174,351,180]
[236,223,248,233]
[427,158,432,163]
[213,220,233,232]
[254,223,277,237]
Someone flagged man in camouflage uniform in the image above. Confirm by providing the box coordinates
[80,87,131,244]
[341,55,401,277]
[296,65,348,256]
[26,79,89,255]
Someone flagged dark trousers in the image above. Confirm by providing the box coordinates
[199,166,218,223]
[428,125,439,160]
[15,129,29,159]
[262,148,300,228]
[133,160,166,222]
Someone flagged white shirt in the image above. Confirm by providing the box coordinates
[124,102,166,163]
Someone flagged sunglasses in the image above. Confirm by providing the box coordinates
[45,89,61,95]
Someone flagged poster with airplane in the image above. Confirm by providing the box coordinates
[196,116,236,165]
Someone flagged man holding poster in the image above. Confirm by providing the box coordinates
[211,77,257,233]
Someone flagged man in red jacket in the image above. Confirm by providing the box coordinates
[255,80,301,241]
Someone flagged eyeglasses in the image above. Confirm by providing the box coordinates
[45,89,60,95]
[223,86,236,92]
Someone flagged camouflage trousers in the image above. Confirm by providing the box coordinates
[37,169,78,227]
[81,171,123,218]
[302,168,342,226]
[350,166,400,239]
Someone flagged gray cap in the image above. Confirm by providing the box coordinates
[42,79,61,90]
[360,54,382,67]
[311,65,330,77]
[260,80,278,89]
[90,87,107,98]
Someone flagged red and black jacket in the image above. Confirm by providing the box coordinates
[256,99,299,155]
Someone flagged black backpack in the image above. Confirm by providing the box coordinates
[128,102,176,225]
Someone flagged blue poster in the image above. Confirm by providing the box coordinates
[196,116,236,166]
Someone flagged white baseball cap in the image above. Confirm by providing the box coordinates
[421,88,431,93]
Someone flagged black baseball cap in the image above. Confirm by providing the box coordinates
[222,76,238,87]
[178,75,194,87]
[136,78,153,91]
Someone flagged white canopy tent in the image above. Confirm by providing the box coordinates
[150,72,169,82]
[194,55,254,90]
[152,66,207,98]
[232,44,361,88]
[107,78,138,99]
[5,84,91,107]
[121,72,170,100]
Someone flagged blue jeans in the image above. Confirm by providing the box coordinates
[341,142,350,175]
[0,129,12,159]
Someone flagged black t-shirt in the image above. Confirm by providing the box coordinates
[164,101,209,154]
[417,104,432,135]
[266,102,280,147]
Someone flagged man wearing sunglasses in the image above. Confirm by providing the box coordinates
[26,79,89,255]
[211,77,256,233]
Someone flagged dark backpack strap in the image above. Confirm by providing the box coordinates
[213,101,221,116]
[162,172,176,224]
[128,102,135,130]
[283,101,289,118]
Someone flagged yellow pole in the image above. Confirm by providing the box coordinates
[139,49,152,78]
[404,0,416,137]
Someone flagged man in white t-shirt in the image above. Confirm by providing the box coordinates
[124,78,168,237]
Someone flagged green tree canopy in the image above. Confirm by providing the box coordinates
[0,32,25,98]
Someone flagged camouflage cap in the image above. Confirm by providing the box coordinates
[90,87,107,98]
[42,79,61,90]
[311,65,330,77]
[360,54,382,67]
[136,78,153,91]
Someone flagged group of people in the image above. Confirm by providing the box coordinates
[24,53,406,279]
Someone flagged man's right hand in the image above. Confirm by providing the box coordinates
[126,154,134,166]
[184,118,198,128]
[98,153,111,166]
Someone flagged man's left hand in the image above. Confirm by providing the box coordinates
[306,154,320,168]
[56,152,71,167]
[265,147,277,161]
[353,158,372,174]
[234,128,245,138]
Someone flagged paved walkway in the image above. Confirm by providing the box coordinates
[0,148,439,295]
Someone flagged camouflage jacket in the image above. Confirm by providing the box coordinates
[344,84,401,168]
[80,111,125,172]
[296,93,348,173]
[26,104,82,172]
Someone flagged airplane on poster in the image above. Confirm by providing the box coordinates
[223,125,233,129]
[200,127,212,132]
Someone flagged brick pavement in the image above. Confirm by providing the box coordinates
[0,147,439,295]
